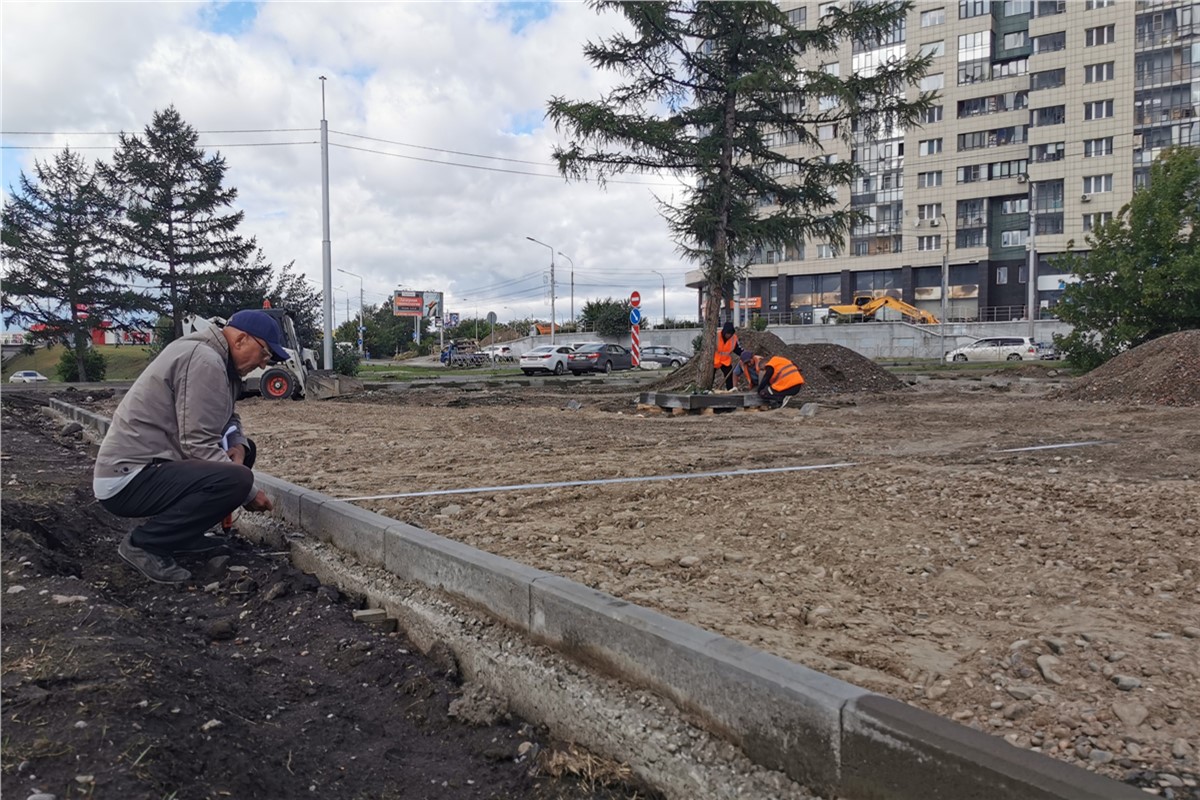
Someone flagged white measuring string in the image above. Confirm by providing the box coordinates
[337,461,859,502]
[335,439,1113,503]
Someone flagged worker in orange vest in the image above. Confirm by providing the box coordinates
[712,321,743,391]
[756,354,804,408]
[732,349,763,391]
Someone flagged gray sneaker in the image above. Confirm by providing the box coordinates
[118,534,191,583]
[779,396,791,409]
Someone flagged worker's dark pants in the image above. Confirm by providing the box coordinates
[759,385,802,407]
[101,441,256,556]
[718,364,734,390]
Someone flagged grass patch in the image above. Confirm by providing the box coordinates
[2,345,154,382]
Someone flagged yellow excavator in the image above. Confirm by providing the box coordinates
[826,294,939,325]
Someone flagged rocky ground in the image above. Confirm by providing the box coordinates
[8,333,1200,798]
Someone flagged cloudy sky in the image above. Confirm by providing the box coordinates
[2,1,700,329]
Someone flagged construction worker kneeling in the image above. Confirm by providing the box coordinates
[756,354,804,409]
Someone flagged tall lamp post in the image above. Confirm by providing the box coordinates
[940,213,949,361]
[557,251,574,327]
[526,236,556,343]
[652,269,667,328]
[336,267,364,356]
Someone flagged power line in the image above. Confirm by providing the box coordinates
[1,141,318,151]
[0,128,319,135]
[329,129,552,167]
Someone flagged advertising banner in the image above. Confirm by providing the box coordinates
[393,291,423,317]
[422,291,443,319]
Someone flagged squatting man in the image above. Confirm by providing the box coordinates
[93,310,284,583]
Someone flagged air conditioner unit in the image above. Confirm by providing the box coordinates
[929,219,940,227]
[1081,194,1092,203]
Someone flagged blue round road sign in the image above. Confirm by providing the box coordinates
[629,307,642,326]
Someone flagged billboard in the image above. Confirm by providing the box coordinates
[394,290,444,318]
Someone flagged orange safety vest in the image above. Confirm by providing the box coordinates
[713,331,738,368]
[765,356,804,392]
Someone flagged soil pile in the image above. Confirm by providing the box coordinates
[653,329,907,396]
[1058,329,1200,406]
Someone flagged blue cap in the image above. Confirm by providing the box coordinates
[227,310,289,362]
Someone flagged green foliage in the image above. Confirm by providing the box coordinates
[56,346,107,383]
[750,316,768,332]
[579,297,632,337]
[550,0,932,385]
[1,148,154,381]
[332,346,361,376]
[691,334,704,354]
[103,106,256,340]
[1052,146,1200,371]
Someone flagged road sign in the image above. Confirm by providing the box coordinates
[487,311,498,325]
[629,307,642,326]
[630,291,641,308]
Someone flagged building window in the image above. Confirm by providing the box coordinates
[1001,229,1029,248]
[918,235,942,251]
[920,41,945,58]
[818,124,838,140]
[920,73,945,91]
[817,244,835,259]
[921,7,946,26]
[918,202,943,220]
[919,138,943,155]
[957,164,982,183]
[1082,174,1113,194]
[996,266,1009,285]
[821,62,840,76]
[1005,0,1032,16]
[959,0,992,19]
[1035,0,1065,16]
[1032,32,1066,53]
[786,7,807,26]
[1085,0,1113,8]
[1000,197,1028,214]
[922,105,944,124]
[1031,105,1066,126]
[818,2,837,18]
[1083,137,1113,157]
[1031,68,1066,91]
[1085,24,1115,46]
[1084,99,1114,120]
[992,59,1028,79]
[1083,211,1113,230]
[1085,62,1115,83]
[958,31,990,61]
[1003,31,1029,50]
[919,171,944,188]
[1030,142,1065,162]
[959,61,988,85]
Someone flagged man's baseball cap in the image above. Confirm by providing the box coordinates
[227,310,289,362]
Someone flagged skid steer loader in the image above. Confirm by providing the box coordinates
[181,307,363,401]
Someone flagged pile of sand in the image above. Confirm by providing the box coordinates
[1057,329,1200,406]
[653,329,907,397]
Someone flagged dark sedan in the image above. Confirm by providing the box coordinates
[640,345,692,368]
[567,343,634,375]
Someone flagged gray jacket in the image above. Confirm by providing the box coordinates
[94,326,249,494]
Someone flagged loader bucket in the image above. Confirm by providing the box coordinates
[305,370,364,400]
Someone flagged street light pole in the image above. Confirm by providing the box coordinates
[1026,180,1038,340]
[526,236,556,344]
[652,270,667,328]
[336,268,364,357]
[940,213,948,361]
[557,251,574,327]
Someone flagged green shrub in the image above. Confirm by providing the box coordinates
[56,347,107,382]
[750,316,768,332]
[332,347,361,376]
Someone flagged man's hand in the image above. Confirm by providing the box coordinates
[227,443,247,465]
[244,489,273,512]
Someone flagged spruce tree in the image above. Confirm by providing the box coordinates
[1,148,150,381]
[549,0,932,385]
[105,106,256,339]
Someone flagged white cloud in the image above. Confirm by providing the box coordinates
[1,1,700,328]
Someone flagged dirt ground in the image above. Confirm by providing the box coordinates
[7,333,1199,798]
[0,396,654,800]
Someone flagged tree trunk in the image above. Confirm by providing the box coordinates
[697,286,723,390]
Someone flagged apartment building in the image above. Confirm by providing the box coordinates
[688,0,1197,324]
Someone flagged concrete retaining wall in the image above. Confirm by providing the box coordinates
[55,398,1140,800]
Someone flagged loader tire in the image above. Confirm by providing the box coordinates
[261,368,297,400]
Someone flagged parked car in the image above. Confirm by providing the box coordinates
[568,343,634,375]
[567,341,605,352]
[8,370,48,383]
[945,336,1040,363]
[520,344,574,375]
[640,345,692,368]
[480,344,514,362]
[1036,341,1062,360]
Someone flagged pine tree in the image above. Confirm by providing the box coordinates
[1,148,151,381]
[549,0,932,386]
[105,106,256,339]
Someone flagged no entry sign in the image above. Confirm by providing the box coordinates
[630,291,641,308]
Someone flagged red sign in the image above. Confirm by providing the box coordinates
[393,292,423,317]
[630,291,640,308]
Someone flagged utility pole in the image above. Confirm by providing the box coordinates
[336,268,364,356]
[319,76,334,370]
[652,270,666,328]
[940,213,949,360]
[557,251,574,327]
[526,236,556,344]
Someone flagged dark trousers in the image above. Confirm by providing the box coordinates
[759,384,802,407]
[718,364,734,390]
[101,441,256,556]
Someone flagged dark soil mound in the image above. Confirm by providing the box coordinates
[1057,329,1200,406]
[653,329,907,397]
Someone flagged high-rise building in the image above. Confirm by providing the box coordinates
[688,0,1198,325]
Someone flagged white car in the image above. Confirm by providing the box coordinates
[945,336,1040,363]
[479,344,514,362]
[519,345,574,375]
[8,370,49,383]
